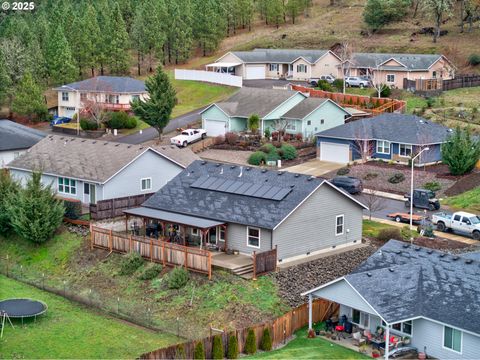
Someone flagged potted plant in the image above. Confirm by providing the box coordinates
[372,349,381,358]
[307,329,315,338]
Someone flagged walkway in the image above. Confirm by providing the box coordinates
[284,159,343,177]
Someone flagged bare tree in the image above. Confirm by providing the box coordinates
[362,190,387,220]
[81,97,108,127]
[337,42,353,94]
[352,128,374,163]
[368,59,387,98]
[271,118,290,141]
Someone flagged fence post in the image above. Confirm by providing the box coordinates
[252,251,257,280]
[185,247,188,270]
[208,252,212,280]
[162,242,166,267]
[129,234,133,253]
[150,238,153,262]
[109,229,113,252]
[90,224,93,250]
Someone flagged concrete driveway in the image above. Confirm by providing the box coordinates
[284,159,344,177]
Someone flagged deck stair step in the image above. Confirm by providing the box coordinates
[232,263,253,276]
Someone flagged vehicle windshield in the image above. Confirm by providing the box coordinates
[470,216,480,225]
[181,132,189,135]
[428,191,435,199]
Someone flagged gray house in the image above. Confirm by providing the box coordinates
[124,160,367,262]
[303,240,480,359]
[7,135,199,205]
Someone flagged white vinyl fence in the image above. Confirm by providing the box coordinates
[174,69,242,87]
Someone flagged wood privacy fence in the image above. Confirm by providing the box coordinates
[89,193,154,220]
[404,74,480,93]
[90,226,212,278]
[253,246,277,279]
[140,298,339,359]
[442,74,480,91]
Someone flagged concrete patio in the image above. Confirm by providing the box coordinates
[284,159,344,177]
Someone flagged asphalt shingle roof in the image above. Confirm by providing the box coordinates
[0,120,45,151]
[282,98,331,119]
[350,53,443,71]
[346,240,480,334]
[232,49,331,64]
[54,76,146,93]
[7,135,199,183]
[316,114,451,145]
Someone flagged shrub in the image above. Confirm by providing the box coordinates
[266,150,280,163]
[295,133,303,141]
[423,181,441,192]
[63,198,82,219]
[167,267,189,289]
[212,335,224,360]
[244,328,257,355]
[468,53,480,66]
[225,132,239,145]
[174,344,186,359]
[264,128,271,139]
[0,170,19,235]
[248,151,267,166]
[248,114,260,133]
[107,111,130,129]
[119,252,144,276]
[442,127,480,175]
[332,79,344,92]
[80,118,99,130]
[194,341,205,360]
[337,167,350,176]
[259,143,276,154]
[280,143,297,160]
[124,116,137,129]
[401,226,417,241]
[317,80,334,92]
[260,328,272,351]
[227,334,239,359]
[214,135,225,145]
[388,173,405,184]
[426,97,435,108]
[138,264,163,280]
[282,133,292,142]
[373,84,391,98]
[271,131,279,140]
[363,172,378,180]
[377,228,402,242]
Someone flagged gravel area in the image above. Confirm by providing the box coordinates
[199,149,253,166]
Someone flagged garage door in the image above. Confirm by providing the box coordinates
[320,142,350,163]
[245,65,265,80]
[204,119,227,137]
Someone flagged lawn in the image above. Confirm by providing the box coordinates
[440,86,480,108]
[249,328,368,359]
[0,275,179,359]
[362,219,397,238]
[443,186,480,212]
[118,118,150,135]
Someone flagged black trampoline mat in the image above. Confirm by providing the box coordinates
[0,298,47,318]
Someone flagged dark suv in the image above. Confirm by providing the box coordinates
[331,176,363,194]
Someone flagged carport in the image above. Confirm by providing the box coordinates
[205,62,242,76]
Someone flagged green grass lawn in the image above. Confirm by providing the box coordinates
[119,118,150,135]
[0,275,178,359]
[441,86,480,108]
[249,328,368,359]
[362,219,397,238]
[443,186,480,212]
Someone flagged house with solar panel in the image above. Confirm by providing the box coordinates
[123,160,367,265]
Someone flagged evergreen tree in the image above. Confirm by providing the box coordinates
[237,0,254,30]
[363,0,410,31]
[95,0,113,75]
[441,127,480,175]
[12,72,48,122]
[108,2,130,75]
[212,335,224,359]
[260,328,272,351]
[45,25,76,85]
[244,328,257,354]
[193,0,226,56]
[193,341,205,360]
[266,0,284,28]
[130,66,177,140]
[286,0,304,24]
[165,0,194,64]
[0,171,19,235]
[227,334,239,359]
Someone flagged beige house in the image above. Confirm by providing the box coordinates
[54,76,149,118]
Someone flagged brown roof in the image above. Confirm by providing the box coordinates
[7,135,199,183]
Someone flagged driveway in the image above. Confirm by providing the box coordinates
[243,79,311,89]
[284,159,344,177]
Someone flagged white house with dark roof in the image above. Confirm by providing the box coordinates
[53,76,148,118]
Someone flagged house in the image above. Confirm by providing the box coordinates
[206,49,342,80]
[53,76,148,118]
[201,87,351,138]
[0,120,45,168]
[316,114,451,165]
[302,240,480,359]
[7,135,199,205]
[124,160,367,262]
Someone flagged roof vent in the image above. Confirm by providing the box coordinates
[439,253,446,258]
[262,169,267,173]
[230,165,236,169]
[127,145,131,148]
[294,174,300,178]
[162,146,166,150]
[389,268,394,272]
[216,163,221,167]
[238,166,243,178]
[246,167,251,171]
[452,256,459,261]
[415,247,421,251]
[201,161,207,165]
[104,142,108,145]
[466,259,473,264]
[92,141,97,144]
[220,167,223,175]
[395,250,401,254]
[265,179,269,182]
[427,249,433,254]
[403,244,410,248]
[81,139,86,142]
[419,120,424,124]
[307,176,315,181]
[367,272,372,277]
[115,143,120,147]
[278,171,284,176]
[138,147,143,150]
[290,185,295,188]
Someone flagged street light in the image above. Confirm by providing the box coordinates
[61,85,80,136]
[409,147,430,232]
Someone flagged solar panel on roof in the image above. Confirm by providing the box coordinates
[252,185,272,198]
[235,182,252,195]
[217,179,235,191]
[226,181,243,193]
[244,183,263,196]
[272,188,292,200]
[207,178,227,190]
[263,186,283,199]
[197,176,216,188]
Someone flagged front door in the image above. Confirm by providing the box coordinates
[83,183,96,204]
[207,227,217,245]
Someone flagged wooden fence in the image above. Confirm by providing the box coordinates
[404,74,480,93]
[253,246,277,279]
[442,74,480,91]
[140,298,339,359]
[89,193,154,220]
[90,226,212,278]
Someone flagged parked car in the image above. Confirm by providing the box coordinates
[170,128,207,147]
[432,211,480,240]
[404,189,440,211]
[309,75,336,87]
[344,76,370,88]
[331,176,363,194]
[50,117,71,126]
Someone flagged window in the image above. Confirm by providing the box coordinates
[286,121,296,131]
[219,227,225,242]
[62,92,69,101]
[454,214,461,221]
[399,144,412,157]
[191,228,199,236]
[269,63,279,72]
[376,140,390,154]
[296,64,307,73]
[386,74,395,83]
[58,177,76,195]
[131,95,140,101]
[335,215,344,236]
[13,151,20,159]
[320,119,325,125]
[444,326,462,353]
[247,227,260,248]
[141,178,152,191]
[80,93,87,101]
[108,95,119,104]
[351,309,369,328]
[307,120,311,126]
[432,71,437,78]
[382,320,412,335]
[352,309,360,324]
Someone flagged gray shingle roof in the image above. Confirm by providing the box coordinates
[350,53,444,71]
[7,135,199,183]
[54,76,146,93]
[142,160,365,229]
[231,49,331,64]
[346,240,480,334]
[212,87,304,118]
[282,98,346,119]
[316,114,451,145]
[0,120,45,151]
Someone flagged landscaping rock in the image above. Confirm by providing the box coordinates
[66,224,90,237]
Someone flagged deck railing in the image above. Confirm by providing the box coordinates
[253,246,277,279]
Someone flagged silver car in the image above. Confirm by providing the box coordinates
[345,76,370,88]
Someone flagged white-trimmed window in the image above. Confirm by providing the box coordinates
[191,228,199,236]
[351,308,369,329]
[382,320,412,336]
[399,144,412,157]
[269,63,279,72]
[335,215,344,236]
[444,326,462,353]
[376,140,390,154]
[58,177,76,195]
[219,226,225,242]
[66,107,76,111]
[286,121,296,131]
[247,227,260,248]
[307,120,311,126]
[108,95,119,104]
[297,64,307,73]
[80,93,87,101]
[141,177,152,191]
[62,92,69,101]
[386,74,395,83]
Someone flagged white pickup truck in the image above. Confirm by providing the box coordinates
[170,129,207,147]
[432,211,480,240]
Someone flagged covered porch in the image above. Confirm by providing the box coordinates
[205,62,242,76]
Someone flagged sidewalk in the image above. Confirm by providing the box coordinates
[363,188,404,201]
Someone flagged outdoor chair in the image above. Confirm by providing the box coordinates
[352,332,366,347]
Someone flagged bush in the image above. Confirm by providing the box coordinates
[107,111,130,129]
[373,84,391,98]
[138,264,163,280]
[214,135,225,145]
[337,167,350,176]
[225,132,239,145]
[194,341,205,360]
[0,171,19,235]
[295,133,303,141]
[259,143,276,154]
[63,198,82,219]
[80,118,99,130]
[124,116,137,129]
[426,97,436,108]
[423,181,441,192]
[282,133,292,142]
[388,173,405,184]
[317,80,334,92]
[264,128,271,139]
[266,150,280,163]
[248,114,260,133]
[175,344,186,359]
[119,252,144,276]
[167,267,189,289]
[212,335,224,360]
[332,79,344,92]
[442,127,480,175]
[244,328,257,355]
[260,328,272,351]
[280,143,297,160]
[248,151,267,166]
[377,228,402,242]
[363,172,378,180]
[468,53,480,66]
[227,334,239,359]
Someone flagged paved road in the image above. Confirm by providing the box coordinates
[116,106,207,144]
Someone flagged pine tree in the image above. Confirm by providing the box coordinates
[45,25,76,85]
[212,335,224,359]
[286,0,304,24]
[12,72,48,122]
[193,0,226,56]
[260,328,272,351]
[0,171,19,235]
[441,127,480,175]
[108,2,130,75]
[95,0,113,76]
[165,0,194,64]
[244,328,257,354]
[266,0,284,28]
[227,334,239,359]
[193,341,205,360]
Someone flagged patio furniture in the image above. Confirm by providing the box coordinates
[334,325,346,339]
[352,331,366,347]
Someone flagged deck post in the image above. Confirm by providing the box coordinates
[208,251,212,280]
[143,218,146,239]
[129,234,132,253]
[223,224,228,252]
[185,244,188,269]
[109,229,113,252]
[252,251,257,280]
[89,224,93,250]
[150,238,153,262]
[162,242,166,266]
[125,214,129,234]
[385,325,390,360]
[308,294,313,330]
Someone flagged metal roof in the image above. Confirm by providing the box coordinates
[0,120,45,151]
[54,76,146,93]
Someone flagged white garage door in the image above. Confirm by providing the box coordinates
[204,120,227,137]
[245,65,265,80]
[320,142,350,163]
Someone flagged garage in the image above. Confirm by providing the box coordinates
[204,119,227,137]
[245,65,265,80]
[319,142,350,163]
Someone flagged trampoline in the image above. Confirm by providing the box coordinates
[0,298,47,321]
